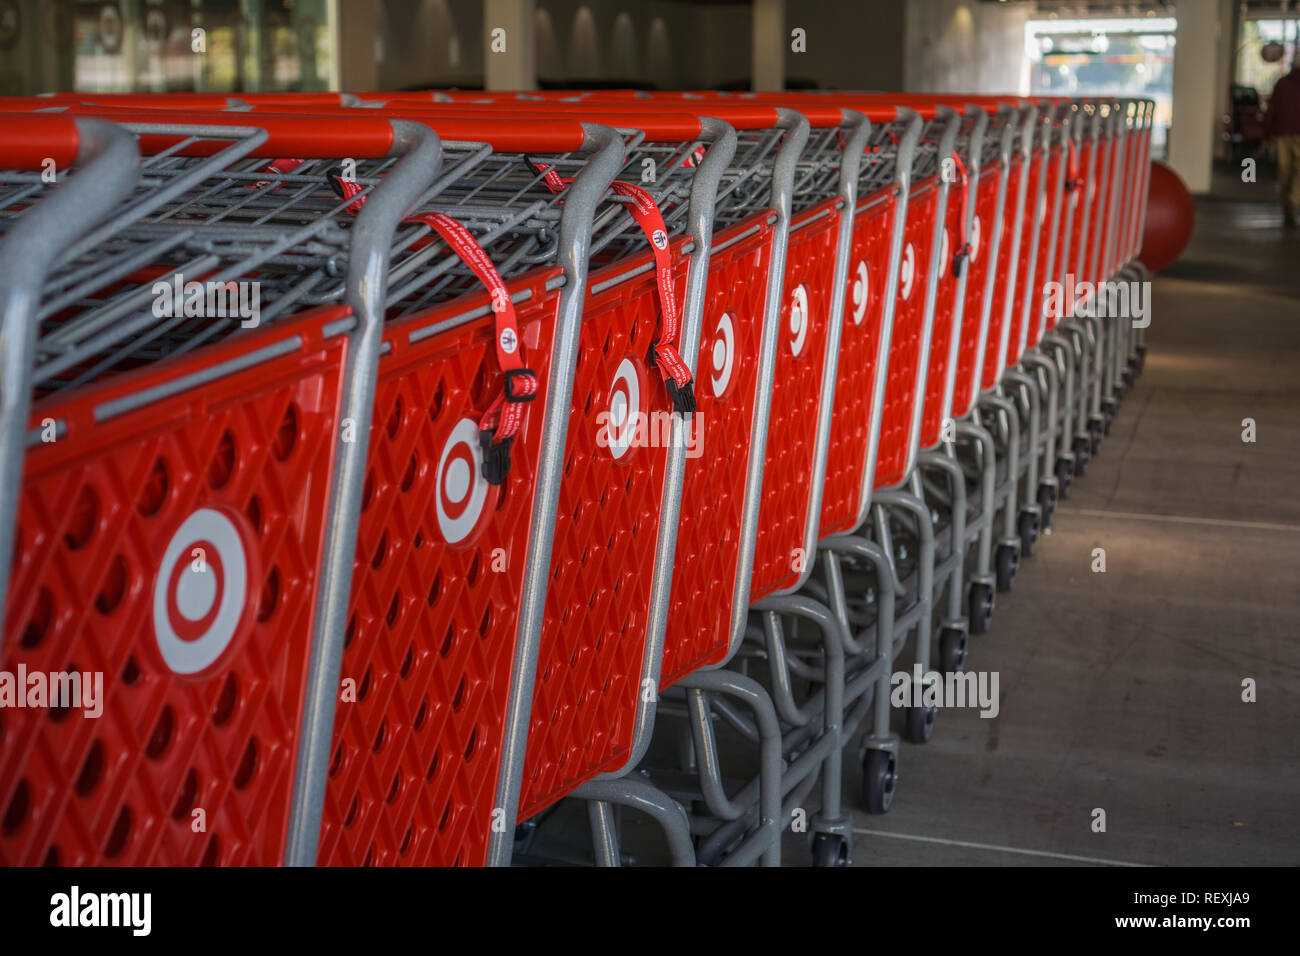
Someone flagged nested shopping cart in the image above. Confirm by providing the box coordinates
[437,95,869,865]
[613,92,927,863]
[77,91,800,863]
[0,109,445,865]
[300,97,760,851]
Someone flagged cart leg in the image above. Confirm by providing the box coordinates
[573,778,697,867]
[919,449,971,654]
[979,392,1022,591]
[953,419,997,632]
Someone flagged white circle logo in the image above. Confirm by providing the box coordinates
[436,417,490,544]
[851,260,870,326]
[651,229,668,250]
[789,283,809,356]
[711,313,736,398]
[607,358,641,460]
[900,242,916,301]
[152,508,252,676]
[498,327,518,354]
[969,216,981,263]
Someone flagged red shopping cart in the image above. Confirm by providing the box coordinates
[0,111,442,865]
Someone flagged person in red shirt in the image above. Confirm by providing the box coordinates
[1265,53,1300,227]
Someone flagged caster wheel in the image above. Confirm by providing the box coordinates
[1088,422,1102,456]
[811,832,850,867]
[1037,484,1056,529]
[1054,458,1072,499]
[904,702,936,744]
[1072,437,1090,476]
[995,543,1018,592]
[861,749,897,814]
[968,583,993,635]
[938,627,967,674]
[1017,509,1039,558]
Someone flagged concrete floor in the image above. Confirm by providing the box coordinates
[822,193,1300,867]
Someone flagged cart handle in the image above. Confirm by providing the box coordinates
[0,113,87,168]
[2,104,593,156]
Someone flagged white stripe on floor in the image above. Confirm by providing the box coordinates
[1060,507,1300,535]
[851,827,1152,867]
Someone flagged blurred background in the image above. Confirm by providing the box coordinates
[1,0,1296,195]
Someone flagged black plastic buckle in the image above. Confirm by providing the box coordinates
[503,368,538,402]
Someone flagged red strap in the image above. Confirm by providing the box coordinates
[252,157,305,190]
[950,149,972,278]
[323,167,535,484]
[1066,138,1084,192]
[527,157,695,414]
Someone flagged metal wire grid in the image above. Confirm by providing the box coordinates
[980,109,1013,170]
[912,115,946,183]
[789,123,846,212]
[709,126,790,231]
[0,125,494,393]
[853,118,903,200]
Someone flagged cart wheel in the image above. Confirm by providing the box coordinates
[1017,509,1039,558]
[996,543,1017,592]
[1054,458,1073,498]
[811,832,850,868]
[1088,424,1102,457]
[861,749,897,814]
[938,627,966,674]
[1136,345,1147,372]
[1036,483,1056,529]
[1072,436,1091,475]
[968,583,994,635]
[905,701,936,744]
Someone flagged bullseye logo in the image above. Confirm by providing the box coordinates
[851,260,870,325]
[788,283,809,356]
[969,216,981,263]
[900,242,916,301]
[152,508,257,676]
[651,229,668,250]
[710,313,736,397]
[606,358,642,459]
[436,418,491,545]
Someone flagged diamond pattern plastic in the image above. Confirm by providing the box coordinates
[874,186,937,489]
[819,192,894,537]
[661,214,776,687]
[1,305,350,866]
[517,244,688,818]
[749,198,842,601]
[316,269,562,868]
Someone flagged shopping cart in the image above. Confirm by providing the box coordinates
[306,97,756,855]
[81,91,800,864]
[0,110,444,865]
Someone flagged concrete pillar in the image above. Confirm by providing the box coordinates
[1213,0,1236,160]
[484,0,535,91]
[335,0,378,92]
[1169,0,1227,193]
[752,0,784,92]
